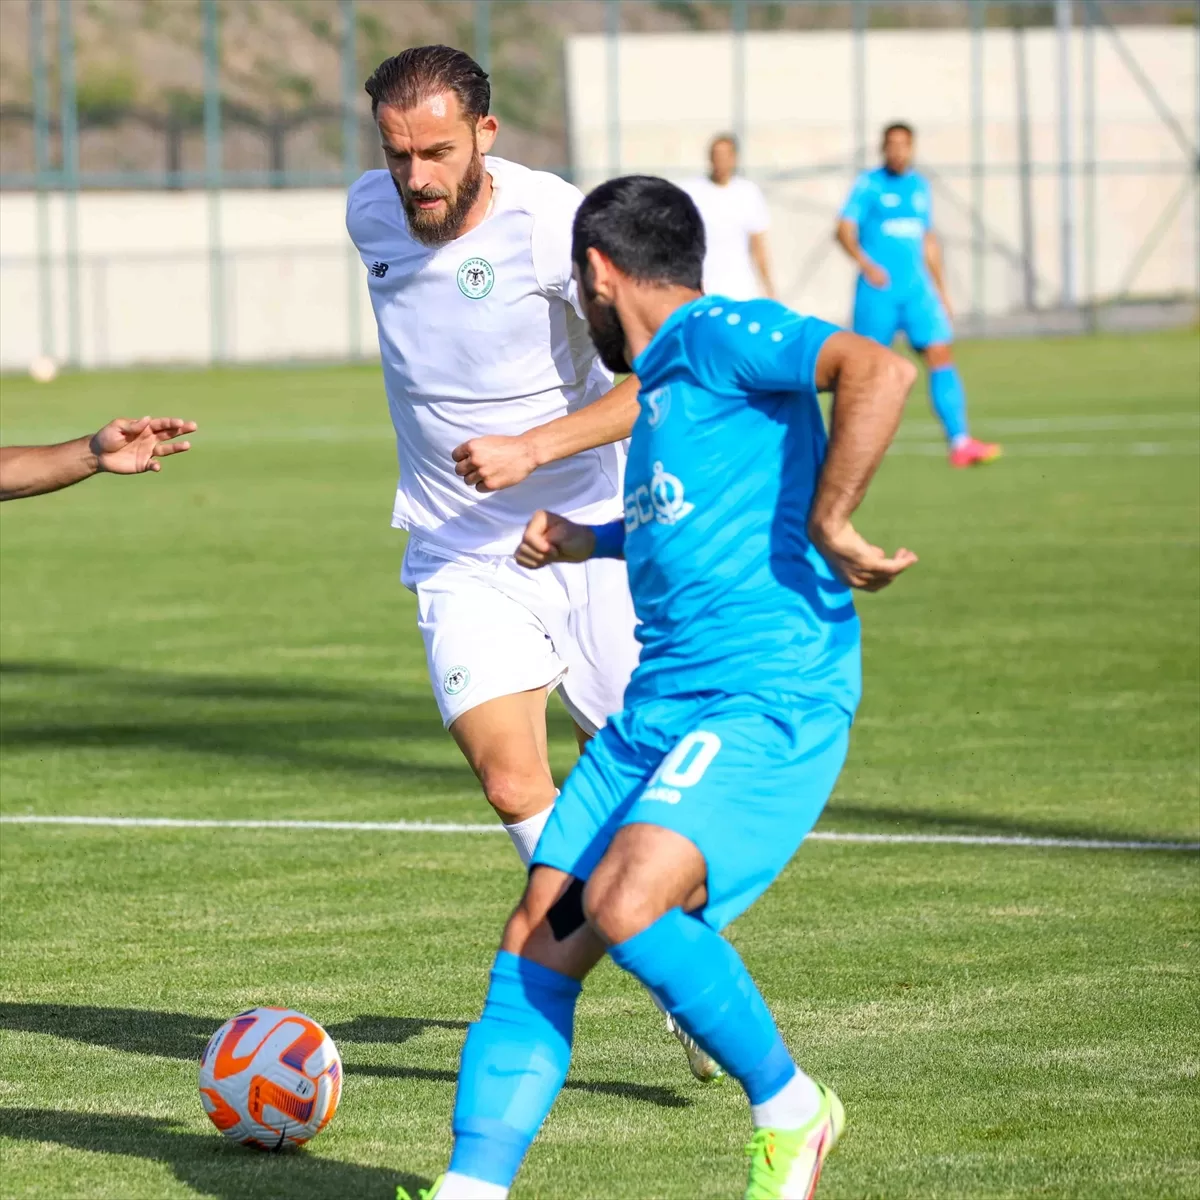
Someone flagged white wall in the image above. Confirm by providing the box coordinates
[566,26,1199,325]
[0,189,378,369]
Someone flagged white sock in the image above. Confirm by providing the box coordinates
[501,801,554,867]
[750,1068,823,1130]
[435,1171,509,1200]
[950,432,972,449]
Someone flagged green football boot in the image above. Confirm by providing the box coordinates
[744,1082,844,1200]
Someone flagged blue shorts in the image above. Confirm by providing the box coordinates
[532,692,851,931]
[853,277,952,351]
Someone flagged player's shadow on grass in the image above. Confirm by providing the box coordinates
[3,659,1181,844]
[0,1003,690,1111]
[0,1108,426,1200]
[0,1003,465,1063]
[353,1063,690,1109]
[0,659,581,789]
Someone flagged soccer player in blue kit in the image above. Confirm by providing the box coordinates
[409,177,918,1200]
[837,122,1000,468]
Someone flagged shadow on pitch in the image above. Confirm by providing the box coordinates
[0,659,1174,843]
[817,797,1174,845]
[0,659,487,788]
[0,1003,690,1111]
[353,1063,690,1110]
[0,1003,464,1063]
[0,1108,427,1200]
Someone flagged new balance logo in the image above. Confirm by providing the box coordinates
[369,261,389,278]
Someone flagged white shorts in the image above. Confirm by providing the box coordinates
[401,537,640,734]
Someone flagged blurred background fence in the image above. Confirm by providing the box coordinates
[0,0,1196,369]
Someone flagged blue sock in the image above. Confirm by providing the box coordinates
[609,908,796,1105]
[449,950,581,1187]
[928,363,970,443]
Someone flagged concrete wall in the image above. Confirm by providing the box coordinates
[567,26,1198,325]
[0,189,377,370]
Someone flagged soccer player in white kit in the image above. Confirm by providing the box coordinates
[346,45,641,862]
[682,134,775,301]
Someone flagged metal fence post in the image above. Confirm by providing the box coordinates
[30,0,54,363]
[474,0,491,75]
[852,0,867,172]
[342,0,360,360]
[1082,0,1096,325]
[732,0,747,154]
[57,0,80,368]
[203,0,224,363]
[606,0,621,178]
[1056,0,1075,307]
[1014,11,1037,310]
[970,0,985,325]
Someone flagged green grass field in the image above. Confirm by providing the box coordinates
[1,329,1198,1199]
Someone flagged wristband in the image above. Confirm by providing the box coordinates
[588,520,626,559]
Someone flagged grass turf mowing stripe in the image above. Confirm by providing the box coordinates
[1,814,1195,851]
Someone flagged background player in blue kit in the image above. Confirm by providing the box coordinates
[837,122,1000,469]
[409,177,917,1200]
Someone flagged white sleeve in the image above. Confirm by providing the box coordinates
[345,171,387,252]
[745,180,770,236]
[531,176,587,319]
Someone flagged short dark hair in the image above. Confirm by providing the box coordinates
[364,45,490,121]
[882,122,915,141]
[572,176,705,291]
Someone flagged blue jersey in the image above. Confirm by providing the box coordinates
[840,167,934,295]
[620,296,862,718]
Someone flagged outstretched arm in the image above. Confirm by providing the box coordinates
[452,375,640,493]
[808,331,918,591]
[0,416,196,502]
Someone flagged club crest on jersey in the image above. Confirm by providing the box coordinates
[457,257,494,299]
[443,665,470,695]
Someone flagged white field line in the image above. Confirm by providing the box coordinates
[0,814,1195,852]
[890,441,1199,457]
[895,413,1200,437]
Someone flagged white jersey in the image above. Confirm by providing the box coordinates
[347,157,622,556]
[681,175,770,301]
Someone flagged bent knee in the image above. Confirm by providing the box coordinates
[583,876,661,946]
[478,767,555,824]
[923,342,954,368]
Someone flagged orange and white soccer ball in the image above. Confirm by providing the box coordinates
[198,1006,342,1149]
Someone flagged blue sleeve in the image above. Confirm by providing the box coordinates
[839,171,875,224]
[919,176,934,230]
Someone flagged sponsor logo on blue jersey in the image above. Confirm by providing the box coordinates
[625,461,695,533]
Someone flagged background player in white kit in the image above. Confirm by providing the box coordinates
[682,134,775,300]
[347,43,721,1082]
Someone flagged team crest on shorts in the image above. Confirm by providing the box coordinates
[443,665,470,695]
[457,258,494,299]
